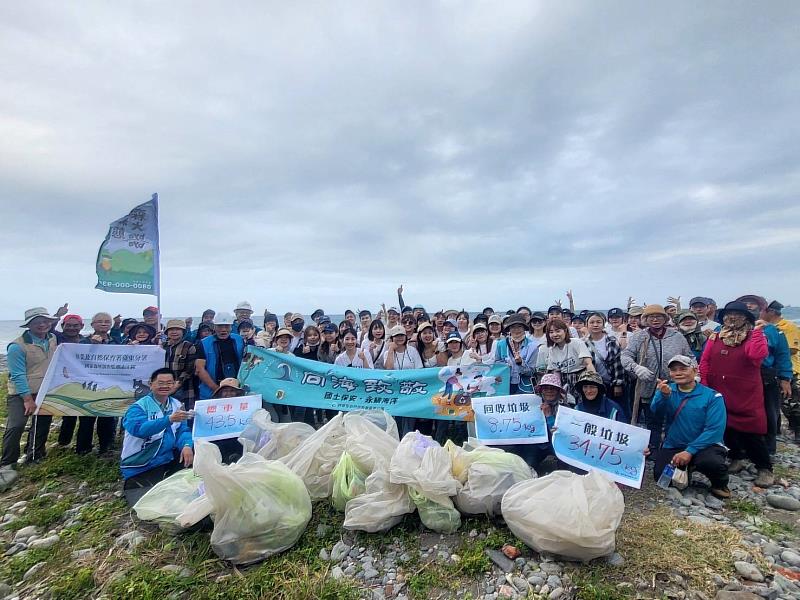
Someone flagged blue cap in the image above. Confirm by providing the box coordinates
[413,304,424,310]
[446,332,463,344]
[322,323,336,333]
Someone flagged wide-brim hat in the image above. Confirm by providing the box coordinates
[574,371,606,395]
[129,323,157,339]
[503,314,528,331]
[212,377,244,398]
[719,301,756,325]
[21,307,59,328]
[641,304,667,319]
[535,373,565,396]
[274,327,294,339]
[165,319,187,331]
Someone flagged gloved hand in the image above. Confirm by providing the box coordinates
[633,364,654,381]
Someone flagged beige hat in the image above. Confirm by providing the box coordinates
[20,307,58,328]
[165,319,187,331]
[641,304,667,318]
[290,313,304,322]
[274,327,294,339]
[388,325,406,338]
[416,321,435,334]
[628,306,644,317]
[488,314,503,325]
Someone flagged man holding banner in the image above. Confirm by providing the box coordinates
[0,308,60,489]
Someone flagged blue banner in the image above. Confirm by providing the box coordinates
[552,406,650,488]
[472,394,549,445]
[238,347,510,420]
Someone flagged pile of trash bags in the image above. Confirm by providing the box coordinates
[133,409,626,564]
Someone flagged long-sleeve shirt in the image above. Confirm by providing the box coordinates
[7,334,52,396]
[761,323,793,381]
[121,400,193,479]
[650,382,726,455]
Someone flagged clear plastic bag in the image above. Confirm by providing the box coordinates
[501,470,624,562]
[133,468,205,532]
[238,409,315,459]
[389,432,461,532]
[343,465,414,533]
[331,451,368,512]
[279,413,347,499]
[445,440,534,516]
[343,410,400,474]
[191,440,312,565]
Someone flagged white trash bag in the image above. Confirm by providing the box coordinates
[343,464,414,533]
[238,409,315,459]
[343,410,400,474]
[190,440,312,565]
[501,470,624,562]
[133,468,205,531]
[445,440,534,517]
[279,412,347,499]
[389,432,461,533]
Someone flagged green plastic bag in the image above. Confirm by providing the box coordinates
[331,452,368,512]
[408,487,461,534]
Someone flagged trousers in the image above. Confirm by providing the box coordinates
[1,395,53,467]
[653,444,729,489]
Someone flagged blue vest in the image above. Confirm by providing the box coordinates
[199,333,244,399]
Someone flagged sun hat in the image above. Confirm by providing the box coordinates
[535,373,565,396]
[641,304,667,318]
[61,314,84,326]
[212,377,244,398]
[718,301,756,325]
[767,300,784,314]
[667,355,698,369]
[165,319,187,331]
[129,323,157,339]
[416,321,435,334]
[488,315,503,326]
[735,294,767,311]
[20,307,58,327]
[574,371,606,395]
[413,304,425,310]
[628,306,644,317]
[503,314,527,331]
[214,312,234,326]
[446,332,463,344]
[274,327,294,339]
[388,325,407,338]
[318,315,332,325]
[235,301,253,312]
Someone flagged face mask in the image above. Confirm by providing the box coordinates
[679,324,695,333]
[291,322,304,332]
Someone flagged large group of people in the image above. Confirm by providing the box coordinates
[2,289,798,503]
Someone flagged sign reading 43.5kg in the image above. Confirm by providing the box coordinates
[192,394,262,441]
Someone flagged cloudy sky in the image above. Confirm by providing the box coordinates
[2,1,799,320]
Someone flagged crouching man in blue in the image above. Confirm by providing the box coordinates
[120,368,194,505]
[651,355,729,499]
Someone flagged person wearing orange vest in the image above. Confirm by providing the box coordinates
[0,308,60,490]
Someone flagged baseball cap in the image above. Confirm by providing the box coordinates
[689,297,708,307]
[607,308,625,319]
[214,312,234,325]
[61,314,84,326]
[322,323,337,333]
[388,325,406,338]
[472,322,488,332]
[290,313,304,322]
[530,311,546,321]
[547,305,561,313]
[445,332,463,344]
[143,306,159,315]
[488,315,503,325]
[668,355,697,369]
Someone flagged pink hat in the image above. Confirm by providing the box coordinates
[535,373,565,396]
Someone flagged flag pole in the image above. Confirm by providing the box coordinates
[152,192,162,324]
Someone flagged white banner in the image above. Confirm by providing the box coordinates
[35,343,165,417]
[192,395,262,441]
[471,394,549,445]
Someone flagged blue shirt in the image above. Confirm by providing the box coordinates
[761,324,793,381]
[651,382,726,455]
[121,396,193,479]
[7,332,51,396]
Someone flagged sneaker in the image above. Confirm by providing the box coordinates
[710,487,732,499]
[728,459,746,473]
[755,469,775,488]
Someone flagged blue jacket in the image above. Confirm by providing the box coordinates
[198,333,245,399]
[651,382,726,455]
[120,394,192,479]
[762,324,793,381]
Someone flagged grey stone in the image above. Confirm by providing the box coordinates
[688,515,714,526]
[761,542,782,557]
[549,586,564,600]
[0,469,18,493]
[0,583,10,597]
[540,562,562,575]
[115,531,145,549]
[606,552,625,566]
[485,549,514,573]
[667,487,684,502]
[319,548,330,561]
[706,495,725,509]
[316,524,330,538]
[71,548,95,560]
[29,534,59,549]
[160,564,192,578]
[766,494,800,511]
[734,561,764,583]
[681,498,693,507]
[512,576,529,591]
[714,594,762,600]
[23,561,47,581]
[363,567,379,580]
[13,525,39,541]
[330,541,351,562]
[527,575,544,586]
[343,565,357,576]
[4,543,25,557]
[674,529,688,537]
[330,566,344,580]
[547,575,562,589]
[782,550,800,566]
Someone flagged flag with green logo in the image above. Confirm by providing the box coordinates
[95,194,160,295]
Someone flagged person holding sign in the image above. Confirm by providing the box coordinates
[120,368,194,505]
[651,356,729,499]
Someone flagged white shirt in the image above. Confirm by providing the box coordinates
[546,339,592,373]
[334,350,374,369]
[379,345,423,370]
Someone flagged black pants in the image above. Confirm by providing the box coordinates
[0,395,53,467]
[762,368,780,454]
[76,416,117,454]
[123,459,184,506]
[782,377,800,431]
[58,416,77,446]
[639,399,664,450]
[725,428,772,471]
[653,445,729,489]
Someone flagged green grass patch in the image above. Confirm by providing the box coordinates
[50,567,95,600]
[759,518,795,539]
[22,447,120,486]
[774,463,800,482]
[573,570,630,600]
[61,497,127,550]
[11,494,74,529]
[0,546,59,583]
[729,498,762,517]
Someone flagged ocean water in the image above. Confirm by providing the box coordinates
[2,307,799,351]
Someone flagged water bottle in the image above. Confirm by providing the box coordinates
[657,463,675,489]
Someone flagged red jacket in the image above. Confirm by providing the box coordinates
[699,328,768,434]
